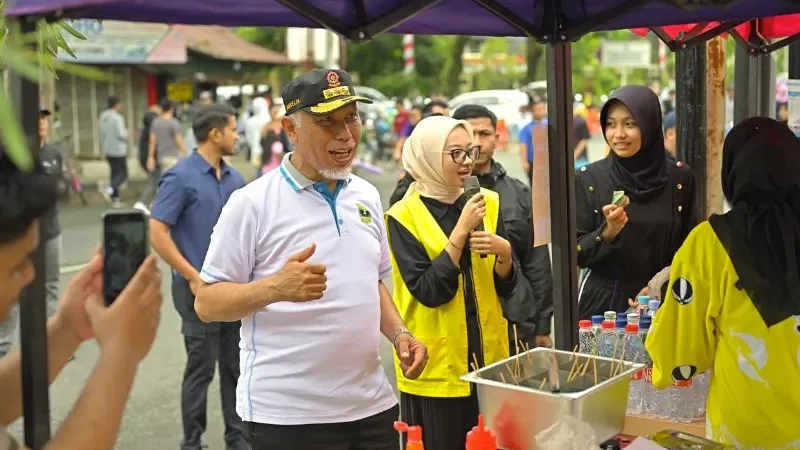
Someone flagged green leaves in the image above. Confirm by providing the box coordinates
[0,88,33,171]
[0,7,105,171]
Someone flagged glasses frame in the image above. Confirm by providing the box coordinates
[447,145,481,164]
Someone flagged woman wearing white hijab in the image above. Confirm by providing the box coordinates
[385,116,519,450]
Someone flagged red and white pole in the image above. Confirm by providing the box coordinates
[403,34,415,74]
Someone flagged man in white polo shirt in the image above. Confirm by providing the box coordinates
[195,69,428,450]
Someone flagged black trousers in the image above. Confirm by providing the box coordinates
[180,320,247,450]
[245,404,399,450]
[400,390,479,450]
[578,272,645,320]
[106,156,128,199]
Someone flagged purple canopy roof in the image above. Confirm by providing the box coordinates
[7,0,800,38]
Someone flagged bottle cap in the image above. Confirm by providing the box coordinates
[603,311,617,320]
[625,323,639,333]
[393,421,423,444]
[601,320,615,329]
[640,316,652,328]
[591,315,604,324]
[615,317,627,328]
[466,414,497,450]
[627,313,640,322]
[638,295,650,305]
[579,320,592,328]
[648,299,660,310]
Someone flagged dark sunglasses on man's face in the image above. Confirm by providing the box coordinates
[448,145,481,164]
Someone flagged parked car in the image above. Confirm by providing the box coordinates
[450,89,532,143]
[354,86,394,115]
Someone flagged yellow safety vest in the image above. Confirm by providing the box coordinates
[386,188,510,397]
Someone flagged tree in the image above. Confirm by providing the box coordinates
[442,35,472,96]
[236,27,287,52]
[525,37,544,82]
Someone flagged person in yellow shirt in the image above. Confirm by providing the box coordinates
[646,117,800,448]
[386,116,524,450]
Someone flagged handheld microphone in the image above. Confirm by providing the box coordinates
[463,176,487,258]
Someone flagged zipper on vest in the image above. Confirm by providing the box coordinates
[464,267,484,367]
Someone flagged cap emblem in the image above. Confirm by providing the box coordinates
[327,71,341,88]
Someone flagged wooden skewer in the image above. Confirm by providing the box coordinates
[569,345,579,361]
[470,362,479,374]
[499,372,507,384]
[513,325,521,378]
[613,345,629,377]
[609,338,621,377]
[506,367,519,385]
[524,342,534,364]
[472,353,480,373]
[579,354,592,377]
[539,377,547,390]
[567,352,581,382]
[593,356,598,386]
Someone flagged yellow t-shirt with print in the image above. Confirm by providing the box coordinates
[646,221,800,449]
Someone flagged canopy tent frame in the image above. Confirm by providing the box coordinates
[273,0,444,41]
[10,1,800,448]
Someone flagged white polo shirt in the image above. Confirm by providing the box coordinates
[200,152,397,425]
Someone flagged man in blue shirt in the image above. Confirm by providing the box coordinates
[149,104,247,450]
[518,97,548,184]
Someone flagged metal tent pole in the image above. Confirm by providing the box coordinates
[9,17,53,450]
[675,41,707,224]
[790,42,800,79]
[544,0,578,351]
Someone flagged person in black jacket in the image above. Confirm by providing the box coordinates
[389,105,555,348]
[575,85,695,319]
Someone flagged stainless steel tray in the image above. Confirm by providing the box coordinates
[461,347,644,449]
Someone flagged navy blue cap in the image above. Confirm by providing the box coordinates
[281,69,372,116]
[663,111,676,130]
[615,317,627,328]
[640,316,652,329]
[591,315,604,324]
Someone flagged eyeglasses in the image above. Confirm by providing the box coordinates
[447,145,481,164]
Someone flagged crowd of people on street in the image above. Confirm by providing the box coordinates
[1,65,799,450]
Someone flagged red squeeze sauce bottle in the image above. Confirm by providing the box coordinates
[394,421,424,450]
[466,414,497,450]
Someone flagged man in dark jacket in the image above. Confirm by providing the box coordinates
[389,105,555,348]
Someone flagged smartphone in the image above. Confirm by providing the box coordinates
[102,210,149,306]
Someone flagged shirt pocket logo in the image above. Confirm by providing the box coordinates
[357,202,372,224]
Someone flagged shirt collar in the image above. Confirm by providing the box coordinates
[191,151,230,176]
[279,152,351,192]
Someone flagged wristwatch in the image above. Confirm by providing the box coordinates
[391,327,414,346]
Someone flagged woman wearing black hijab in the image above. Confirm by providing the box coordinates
[646,117,800,446]
[575,85,696,319]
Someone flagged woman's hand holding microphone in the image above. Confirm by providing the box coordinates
[453,193,512,262]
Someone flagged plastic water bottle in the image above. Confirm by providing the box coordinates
[614,317,627,358]
[668,375,696,422]
[637,295,650,316]
[591,315,604,338]
[638,317,654,417]
[624,324,646,415]
[648,300,660,318]
[597,321,618,359]
[578,320,594,354]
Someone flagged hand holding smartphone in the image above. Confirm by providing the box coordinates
[102,210,149,305]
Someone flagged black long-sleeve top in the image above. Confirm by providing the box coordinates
[575,157,697,284]
[389,162,554,339]
[387,195,519,367]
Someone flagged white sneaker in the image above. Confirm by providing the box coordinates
[97,182,112,204]
[133,201,151,216]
